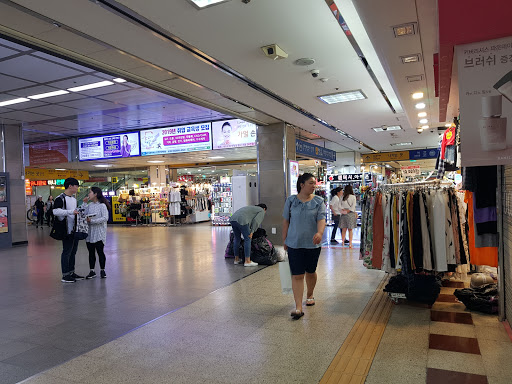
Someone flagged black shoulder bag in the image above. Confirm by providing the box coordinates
[50,193,68,240]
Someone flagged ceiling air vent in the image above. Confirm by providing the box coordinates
[406,74,424,82]
[400,54,422,64]
[294,58,315,66]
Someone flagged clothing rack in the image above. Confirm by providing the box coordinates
[380,180,453,188]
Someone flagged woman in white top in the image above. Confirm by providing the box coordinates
[329,187,343,244]
[339,185,357,248]
[83,187,110,279]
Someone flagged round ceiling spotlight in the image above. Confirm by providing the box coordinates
[294,58,316,66]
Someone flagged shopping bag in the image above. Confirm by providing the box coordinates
[279,259,293,295]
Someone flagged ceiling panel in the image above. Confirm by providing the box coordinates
[1,55,84,82]
[0,74,36,92]
[0,98,48,110]
[32,51,97,72]
[25,104,80,118]
[0,44,18,58]
[0,110,55,122]
[59,97,123,111]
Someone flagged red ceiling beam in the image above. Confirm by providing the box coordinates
[438,0,512,121]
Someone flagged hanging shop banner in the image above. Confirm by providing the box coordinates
[409,148,439,160]
[25,168,89,181]
[401,165,421,176]
[79,132,140,161]
[289,160,299,196]
[362,151,409,163]
[457,36,512,166]
[25,179,32,196]
[140,123,212,156]
[295,139,336,162]
[29,140,69,165]
[212,119,257,149]
[328,173,363,182]
[0,207,8,234]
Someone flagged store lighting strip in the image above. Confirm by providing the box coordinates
[318,90,367,104]
[390,142,412,146]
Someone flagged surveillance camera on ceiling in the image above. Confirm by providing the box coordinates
[381,125,388,131]
[261,44,288,60]
[311,69,320,78]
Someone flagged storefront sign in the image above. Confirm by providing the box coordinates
[30,180,48,187]
[328,173,363,182]
[289,160,299,195]
[295,139,336,162]
[140,123,212,156]
[111,196,126,223]
[409,148,439,160]
[362,151,409,163]
[0,207,8,234]
[178,175,195,182]
[457,36,512,166]
[212,119,257,149]
[79,132,140,161]
[47,179,65,186]
[401,165,421,176]
[25,168,89,181]
[25,179,32,196]
[29,140,69,165]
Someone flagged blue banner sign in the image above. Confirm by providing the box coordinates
[409,148,439,160]
[295,139,336,162]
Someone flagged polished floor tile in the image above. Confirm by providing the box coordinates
[426,368,488,384]
[429,333,481,355]
[431,310,474,324]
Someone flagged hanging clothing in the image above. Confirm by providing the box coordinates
[372,192,384,270]
[441,126,456,159]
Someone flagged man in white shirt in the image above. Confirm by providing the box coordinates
[53,178,83,283]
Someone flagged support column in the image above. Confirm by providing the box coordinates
[169,169,178,183]
[257,123,295,245]
[149,165,167,188]
[1,124,27,245]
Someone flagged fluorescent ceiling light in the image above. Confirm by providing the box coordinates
[93,164,112,168]
[209,156,225,159]
[421,125,429,129]
[393,23,417,37]
[186,0,231,9]
[415,102,426,109]
[147,160,165,163]
[28,90,69,100]
[390,142,412,146]
[400,54,421,64]
[412,92,424,99]
[318,90,367,104]
[55,168,67,171]
[68,81,114,92]
[417,112,427,118]
[419,119,428,124]
[112,78,127,83]
[372,125,402,132]
[0,97,30,107]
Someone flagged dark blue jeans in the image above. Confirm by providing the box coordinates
[230,221,251,261]
[61,235,79,276]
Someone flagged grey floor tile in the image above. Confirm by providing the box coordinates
[0,340,39,361]
[2,345,78,372]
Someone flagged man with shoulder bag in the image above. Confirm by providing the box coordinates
[52,178,85,283]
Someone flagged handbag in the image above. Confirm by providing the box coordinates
[278,255,293,295]
[50,194,68,240]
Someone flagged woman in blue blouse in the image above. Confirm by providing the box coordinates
[282,173,326,320]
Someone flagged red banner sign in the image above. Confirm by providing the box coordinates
[29,140,69,165]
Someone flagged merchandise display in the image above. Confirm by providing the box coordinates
[212,183,232,225]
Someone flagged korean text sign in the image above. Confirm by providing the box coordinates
[79,133,140,161]
[212,119,257,149]
[140,123,212,156]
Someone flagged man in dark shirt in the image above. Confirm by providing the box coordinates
[34,196,45,229]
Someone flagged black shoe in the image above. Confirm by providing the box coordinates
[86,271,96,279]
[71,273,85,280]
[344,239,349,244]
[100,270,107,279]
[61,275,76,283]
[330,240,339,244]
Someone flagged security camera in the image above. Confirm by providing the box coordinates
[417,127,423,133]
[311,69,320,78]
[381,125,388,131]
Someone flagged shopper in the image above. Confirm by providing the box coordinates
[329,187,343,243]
[46,195,54,227]
[283,173,326,320]
[83,187,110,279]
[34,196,45,228]
[339,185,357,248]
[53,178,84,283]
[230,203,267,266]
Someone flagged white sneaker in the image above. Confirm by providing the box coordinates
[244,262,258,267]
[234,260,242,265]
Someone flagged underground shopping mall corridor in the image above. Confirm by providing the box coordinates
[1,225,510,384]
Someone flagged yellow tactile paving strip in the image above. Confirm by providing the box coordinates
[320,275,393,384]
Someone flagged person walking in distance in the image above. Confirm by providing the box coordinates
[83,187,110,279]
[34,196,45,228]
[329,187,343,244]
[339,185,357,248]
[229,204,267,266]
[53,178,85,283]
[46,195,54,227]
[283,173,326,320]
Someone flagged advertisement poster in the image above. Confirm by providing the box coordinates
[79,132,140,161]
[29,139,69,165]
[401,165,421,177]
[457,36,512,166]
[211,119,257,149]
[0,207,8,233]
[289,160,299,196]
[140,123,212,156]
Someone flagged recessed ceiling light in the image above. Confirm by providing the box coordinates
[393,23,417,37]
[94,164,112,168]
[318,90,367,104]
[0,97,30,107]
[68,81,114,92]
[445,123,452,127]
[390,142,412,146]
[415,102,426,109]
[419,118,428,124]
[208,156,225,159]
[55,168,67,171]
[28,90,70,100]
[372,125,402,132]
[147,160,165,163]
[112,78,127,83]
[400,54,421,64]
[186,0,231,9]
[421,125,429,129]
[412,92,424,99]
[417,112,427,117]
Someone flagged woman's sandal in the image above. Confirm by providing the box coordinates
[290,310,304,320]
[306,298,315,306]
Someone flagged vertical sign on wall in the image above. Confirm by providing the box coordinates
[289,160,299,196]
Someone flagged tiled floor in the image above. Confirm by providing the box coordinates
[3,224,512,383]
